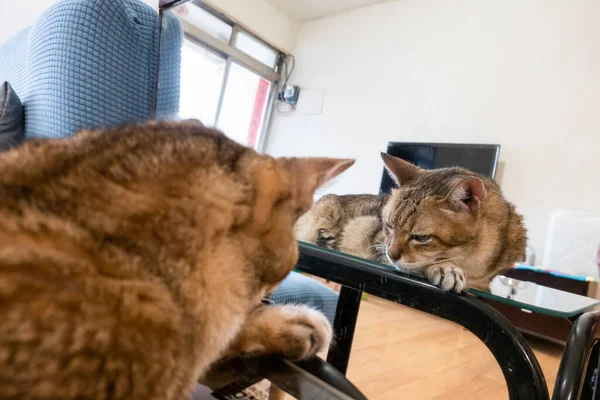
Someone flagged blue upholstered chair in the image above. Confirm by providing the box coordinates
[0,0,181,138]
[0,0,338,323]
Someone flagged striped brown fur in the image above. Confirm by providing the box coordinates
[0,120,354,399]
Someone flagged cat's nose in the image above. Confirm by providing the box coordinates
[388,236,408,263]
[388,247,402,263]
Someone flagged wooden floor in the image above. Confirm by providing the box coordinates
[343,297,563,399]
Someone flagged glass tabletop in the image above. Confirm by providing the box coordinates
[298,241,600,319]
[470,276,600,319]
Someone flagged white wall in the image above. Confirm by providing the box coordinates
[143,0,158,11]
[0,0,158,44]
[266,0,600,257]
[206,0,299,53]
[0,0,59,43]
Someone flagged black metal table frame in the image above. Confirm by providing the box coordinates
[296,242,550,400]
[553,312,600,400]
[204,356,367,400]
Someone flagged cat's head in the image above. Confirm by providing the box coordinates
[246,154,354,292]
[161,122,355,296]
[172,122,354,296]
[380,153,495,276]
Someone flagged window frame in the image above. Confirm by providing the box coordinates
[159,0,284,152]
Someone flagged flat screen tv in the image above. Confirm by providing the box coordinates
[380,142,500,193]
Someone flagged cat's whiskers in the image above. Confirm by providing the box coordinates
[395,258,462,278]
[381,246,409,274]
[393,263,414,278]
[381,245,460,277]
[402,257,461,268]
[370,243,388,259]
[373,245,387,254]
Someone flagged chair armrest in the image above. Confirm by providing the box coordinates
[201,356,367,400]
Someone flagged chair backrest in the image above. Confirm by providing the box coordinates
[0,0,182,139]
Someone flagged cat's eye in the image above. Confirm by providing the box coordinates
[411,234,432,243]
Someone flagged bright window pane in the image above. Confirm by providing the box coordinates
[234,31,278,68]
[217,63,271,149]
[179,40,226,125]
[177,3,232,43]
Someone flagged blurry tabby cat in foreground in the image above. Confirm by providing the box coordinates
[296,153,526,292]
[0,121,354,399]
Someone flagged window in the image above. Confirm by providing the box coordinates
[179,40,226,125]
[233,31,278,68]
[176,4,232,43]
[217,63,272,148]
[173,2,282,151]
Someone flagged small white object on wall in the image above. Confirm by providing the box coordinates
[294,88,326,115]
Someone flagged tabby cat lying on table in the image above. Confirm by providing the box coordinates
[0,121,354,400]
[295,153,526,292]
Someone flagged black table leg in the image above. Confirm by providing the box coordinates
[327,286,362,375]
[582,342,600,399]
[564,312,600,399]
[553,312,600,400]
[298,243,549,400]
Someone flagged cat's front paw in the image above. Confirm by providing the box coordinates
[426,264,467,293]
[277,305,332,361]
[227,305,332,362]
[316,228,337,249]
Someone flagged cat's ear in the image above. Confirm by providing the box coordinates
[281,157,355,213]
[380,153,422,185]
[444,177,486,215]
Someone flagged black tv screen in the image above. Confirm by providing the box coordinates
[380,142,500,193]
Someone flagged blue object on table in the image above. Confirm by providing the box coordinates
[514,264,596,282]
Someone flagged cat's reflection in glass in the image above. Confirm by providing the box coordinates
[297,153,526,293]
